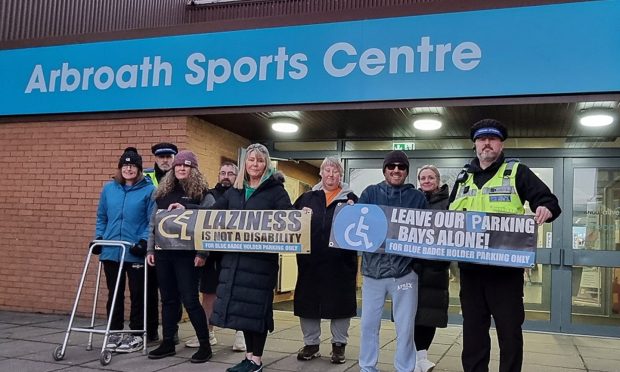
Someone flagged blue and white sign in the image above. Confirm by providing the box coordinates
[1,1,619,116]
[329,204,538,268]
[331,204,388,252]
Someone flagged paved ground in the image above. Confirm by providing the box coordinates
[1,309,619,371]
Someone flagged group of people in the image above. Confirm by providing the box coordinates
[93,118,561,372]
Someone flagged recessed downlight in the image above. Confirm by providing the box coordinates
[412,115,442,130]
[271,117,299,133]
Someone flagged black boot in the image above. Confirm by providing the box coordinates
[148,339,176,359]
[190,340,212,363]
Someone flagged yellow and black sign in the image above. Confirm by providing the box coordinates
[155,209,311,254]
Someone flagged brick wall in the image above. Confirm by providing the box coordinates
[276,160,320,187]
[0,116,190,315]
[186,116,250,187]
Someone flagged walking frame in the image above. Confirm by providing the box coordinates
[52,240,148,366]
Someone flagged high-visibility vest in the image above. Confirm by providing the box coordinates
[449,160,524,215]
[144,170,158,187]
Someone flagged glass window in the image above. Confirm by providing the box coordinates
[274,141,338,151]
[573,168,620,252]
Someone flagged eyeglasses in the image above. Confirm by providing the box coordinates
[219,171,237,177]
[121,164,137,169]
[386,163,408,171]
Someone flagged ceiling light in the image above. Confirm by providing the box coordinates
[412,114,442,131]
[271,117,299,133]
[579,109,615,127]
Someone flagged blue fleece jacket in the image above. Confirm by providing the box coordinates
[95,176,156,264]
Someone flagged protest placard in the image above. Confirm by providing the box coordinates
[328,204,537,268]
[154,209,311,254]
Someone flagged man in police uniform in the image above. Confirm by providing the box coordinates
[144,142,178,186]
[143,142,178,343]
[449,119,561,372]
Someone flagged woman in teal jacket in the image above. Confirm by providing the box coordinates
[94,147,156,353]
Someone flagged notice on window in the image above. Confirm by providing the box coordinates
[154,209,311,254]
[328,204,537,268]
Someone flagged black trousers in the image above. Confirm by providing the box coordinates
[146,265,159,338]
[459,267,525,372]
[243,330,268,357]
[155,250,209,345]
[102,260,144,331]
[414,325,436,351]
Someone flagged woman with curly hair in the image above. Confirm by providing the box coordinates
[146,150,215,364]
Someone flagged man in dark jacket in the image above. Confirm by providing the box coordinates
[144,142,177,186]
[449,119,561,372]
[358,150,428,372]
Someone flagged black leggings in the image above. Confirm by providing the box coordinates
[415,325,436,351]
[243,330,268,357]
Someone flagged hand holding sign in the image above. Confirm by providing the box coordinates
[329,204,538,268]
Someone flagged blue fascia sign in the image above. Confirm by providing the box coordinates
[0,0,619,116]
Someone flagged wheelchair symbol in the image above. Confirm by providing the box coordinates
[332,203,387,252]
[344,207,373,249]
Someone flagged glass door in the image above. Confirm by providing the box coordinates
[561,158,620,336]
[345,158,564,331]
[412,158,562,331]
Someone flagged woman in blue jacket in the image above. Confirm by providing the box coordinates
[94,147,155,354]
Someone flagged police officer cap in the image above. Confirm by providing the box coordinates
[151,142,178,156]
[470,119,508,142]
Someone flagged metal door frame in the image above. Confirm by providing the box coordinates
[559,157,620,337]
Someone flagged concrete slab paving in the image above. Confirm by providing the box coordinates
[0,311,64,325]
[0,339,59,358]
[1,309,619,371]
[576,345,620,361]
[0,358,67,372]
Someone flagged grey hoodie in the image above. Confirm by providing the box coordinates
[358,180,428,279]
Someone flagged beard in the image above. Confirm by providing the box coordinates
[479,149,499,163]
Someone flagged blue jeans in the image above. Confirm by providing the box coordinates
[155,250,209,343]
[359,271,418,372]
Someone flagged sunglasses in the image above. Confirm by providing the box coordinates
[386,163,408,171]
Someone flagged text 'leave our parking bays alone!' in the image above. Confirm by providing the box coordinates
[328,204,538,268]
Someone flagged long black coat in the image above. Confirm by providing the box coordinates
[210,173,292,333]
[293,185,358,319]
[414,183,450,328]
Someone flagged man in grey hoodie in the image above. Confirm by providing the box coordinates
[358,150,429,372]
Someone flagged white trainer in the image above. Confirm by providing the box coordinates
[185,336,200,348]
[232,330,246,351]
[116,335,143,353]
[416,357,436,372]
[209,330,218,346]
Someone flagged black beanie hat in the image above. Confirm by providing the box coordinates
[383,150,409,171]
[118,147,143,171]
[470,119,508,141]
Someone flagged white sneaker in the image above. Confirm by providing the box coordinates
[209,331,218,346]
[116,335,144,353]
[185,336,200,348]
[417,358,436,372]
[105,334,123,351]
[232,330,246,351]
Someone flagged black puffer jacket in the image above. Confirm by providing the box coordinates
[414,183,450,328]
[210,173,292,333]
[293,183,358,319]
